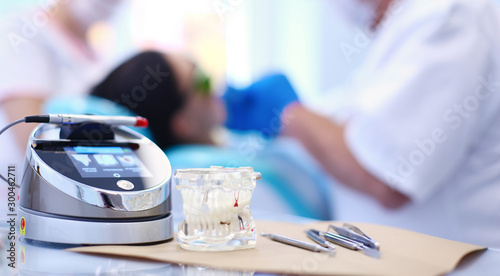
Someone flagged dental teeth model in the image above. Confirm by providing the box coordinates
[174,167,261,251]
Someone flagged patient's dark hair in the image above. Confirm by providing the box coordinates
[91,51,185,149]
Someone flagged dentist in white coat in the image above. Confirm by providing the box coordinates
[281,0,500,247]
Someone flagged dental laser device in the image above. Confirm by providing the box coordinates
[2,114,173,244]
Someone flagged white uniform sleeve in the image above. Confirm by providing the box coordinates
[0,16,53,102]
[345,2,499,203]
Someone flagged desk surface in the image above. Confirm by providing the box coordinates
[1,211,498,276]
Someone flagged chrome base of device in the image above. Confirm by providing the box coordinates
[19,207,173,245]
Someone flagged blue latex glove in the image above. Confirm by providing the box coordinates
[223,73,299,137]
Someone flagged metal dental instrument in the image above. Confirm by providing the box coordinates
[342,223,381,249]
[261,233,334,255]
[306,229,336,252]
[311,230,359,250]
[329,224,380,250]
[312,230,381,259]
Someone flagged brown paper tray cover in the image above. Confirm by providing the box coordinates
[69,220,485,276]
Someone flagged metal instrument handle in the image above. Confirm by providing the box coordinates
[323,232,362,251]
[306,230,336,250]
[261,233,331,253]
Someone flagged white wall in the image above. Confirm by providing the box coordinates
[225,0,372,105]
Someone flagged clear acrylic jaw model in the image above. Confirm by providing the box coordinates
[174,166,261,251]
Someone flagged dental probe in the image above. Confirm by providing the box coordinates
[260,233,334,255]
[25,114,149,127]
[306,229,336,251]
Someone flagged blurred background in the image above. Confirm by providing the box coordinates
[2,1,500,262]
[1,0,363,221]
[0,0,370,104]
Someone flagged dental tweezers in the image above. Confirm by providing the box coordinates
[329,224,380,250]
[310,229,380,259]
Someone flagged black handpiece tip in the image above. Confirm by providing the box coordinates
[25,115,50,123]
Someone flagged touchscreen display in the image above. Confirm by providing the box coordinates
[64,146,153,178]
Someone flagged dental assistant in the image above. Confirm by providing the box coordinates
[280,0,500,247]
[0,0,123,173]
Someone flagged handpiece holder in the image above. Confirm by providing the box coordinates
[59,122,115,141]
